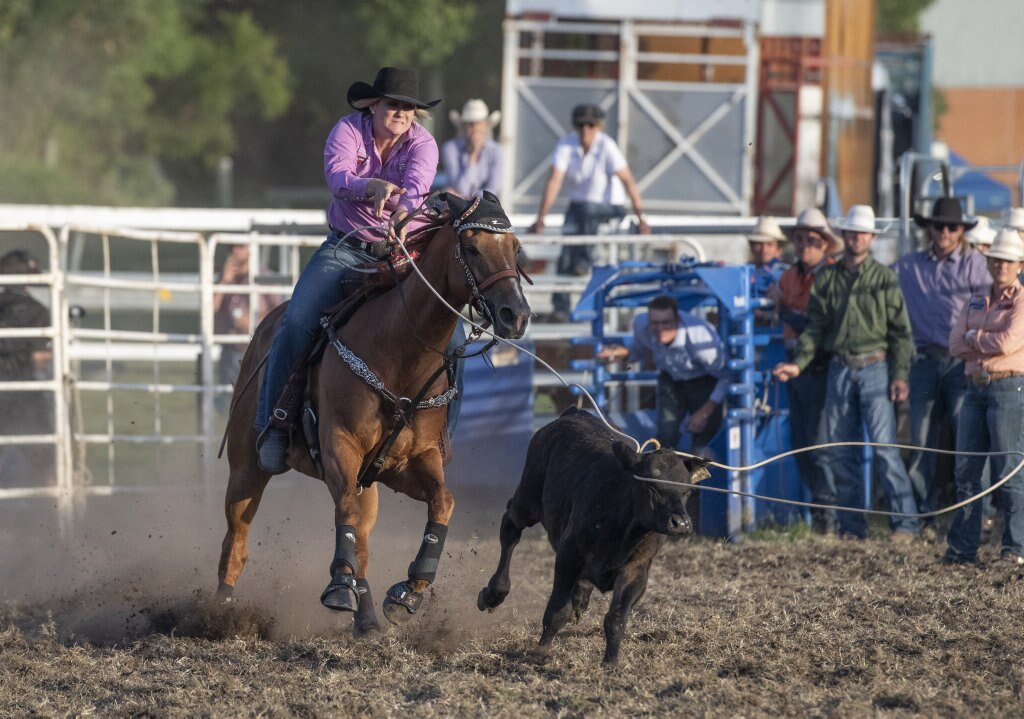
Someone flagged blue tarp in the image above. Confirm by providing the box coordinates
[948,150,1013,213]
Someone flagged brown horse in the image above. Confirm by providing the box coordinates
[216,193,531,636]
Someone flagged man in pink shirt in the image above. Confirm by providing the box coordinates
[945,228,1024,566]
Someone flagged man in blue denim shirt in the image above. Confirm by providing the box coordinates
[774,206,920,541]
[894,198,990,538]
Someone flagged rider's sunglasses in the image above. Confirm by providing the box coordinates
[575,122,596,129]
[930,222,962,232]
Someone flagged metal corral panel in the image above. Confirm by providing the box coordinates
[501,17,758,216]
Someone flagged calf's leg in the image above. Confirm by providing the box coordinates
[571,579,594,623]
[601,559,653,667]
[478,502,531,611]
[538,551,582,649]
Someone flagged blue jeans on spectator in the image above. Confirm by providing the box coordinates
[906,351,967,518]
[945,376,1024,561]
[551,201,626,316]
[256,233,465,437]
[824,358,920,537]
[786,366,837,526]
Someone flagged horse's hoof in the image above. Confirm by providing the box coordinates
[215,582,235,603]
[382,581,423,626]
[320,578,358,613]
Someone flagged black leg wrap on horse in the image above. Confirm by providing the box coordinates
[321,525,359,612]
[408,521,448,584]
[329,524,359,577]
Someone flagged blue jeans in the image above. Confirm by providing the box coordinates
[946,376,1024,560]
[906,352,967,517]
[786,367,837,523]
[824,358,919,537]
[552,201,626,315]
[256,234,465,436]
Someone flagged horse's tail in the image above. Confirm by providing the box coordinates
[217,351,269,459]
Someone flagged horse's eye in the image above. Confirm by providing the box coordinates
[465,244,480,256]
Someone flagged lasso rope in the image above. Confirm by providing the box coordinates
[378,209,1014,522]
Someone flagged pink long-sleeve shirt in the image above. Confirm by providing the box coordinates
[324,112,439,242]
[949,280,1024,375]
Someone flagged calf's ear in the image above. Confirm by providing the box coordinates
[612,441,640,471]
[686,459,711,483]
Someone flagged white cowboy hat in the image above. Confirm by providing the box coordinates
[747,216,786,243]
[1001,207,1024,230]
[987,228,1024,262]
[783,207,842,253]
[835,204,888,234]
[965,216,995,246]
[449,99,501,128]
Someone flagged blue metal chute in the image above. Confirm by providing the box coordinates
[569,258,809,537]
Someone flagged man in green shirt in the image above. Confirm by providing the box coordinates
[773,205,920,541]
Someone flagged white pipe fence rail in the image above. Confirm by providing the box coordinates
[1,215,914,532]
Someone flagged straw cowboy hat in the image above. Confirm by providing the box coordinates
[913,197,977,230]
[784,207,842,253]
[747,216,786,243]
[836,204,890,235]
[347,66,440,111]
[965,216,995,246]
[449,99,501,129]
[1001,207,1024,230]
[986,228,1024,262]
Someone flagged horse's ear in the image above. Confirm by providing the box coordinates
[445,193,471,217]
[482,190,502,208]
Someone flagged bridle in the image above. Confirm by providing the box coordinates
[450,194,532,326]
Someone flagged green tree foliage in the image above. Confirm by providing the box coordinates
[355,0,478,68]
[0,1,291,205]
[876,0,937,34]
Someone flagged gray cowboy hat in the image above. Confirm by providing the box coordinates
[913,197,978,230]
[347,67,441,111]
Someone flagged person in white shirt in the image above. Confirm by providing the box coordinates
[530,103,651,320]
[599,295,728,451]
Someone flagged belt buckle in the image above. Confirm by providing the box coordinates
[975,370,991,387]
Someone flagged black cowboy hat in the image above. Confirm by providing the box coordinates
[913,197,978,229]
[347,67,441,111]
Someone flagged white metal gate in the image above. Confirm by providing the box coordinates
[500,17,759,216]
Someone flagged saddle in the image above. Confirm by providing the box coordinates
[266,220,455,475]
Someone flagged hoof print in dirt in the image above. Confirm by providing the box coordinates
[382,581,422,625]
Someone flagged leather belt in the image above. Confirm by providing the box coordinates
[970,370,1024,387]
[330,226,384,256]
[833,350,887,371]
[916,344,950,359]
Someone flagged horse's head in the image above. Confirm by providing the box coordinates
[444,191,531,339]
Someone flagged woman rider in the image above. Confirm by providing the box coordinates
[256,67,462,474]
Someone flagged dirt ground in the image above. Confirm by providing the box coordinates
[2,481,1023,718]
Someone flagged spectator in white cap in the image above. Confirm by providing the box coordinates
[441,98,503,200]
[945,228,1024,566]
[965,216,996,254]
[747,216,789,298]
[774,204,919,541]
[894,197,991,538]
[773,208,842,533]
[1000,207,1024,232]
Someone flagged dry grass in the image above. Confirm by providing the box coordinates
[3,528,1023,718]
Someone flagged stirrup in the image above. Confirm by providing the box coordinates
[256,427,290,474]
